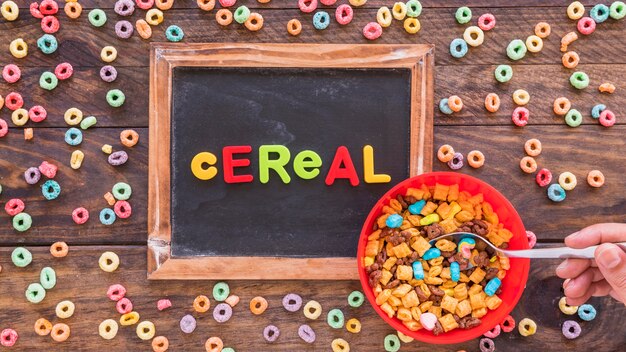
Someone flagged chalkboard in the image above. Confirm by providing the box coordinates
[148,43,434,279]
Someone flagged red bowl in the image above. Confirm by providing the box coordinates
[357,172,530,344]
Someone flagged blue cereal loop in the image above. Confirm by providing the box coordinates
[547,184,566,202]
[591,4,610,23]
[165,25,184,42]
[578,304,597,321]
[412,261,424,280]
[37,34,58,55]
[313,11,330,30]
[100,208,116,225]
[422,248,441,261]
[385,214,403,228]
[591,104,606,119]
[65,128,83,146]
[449,38,468,58]
[41,180,61,200]
[485,277,501,296]
[408,200,426,215]
[450,261,461,282]
[439,98,453,115]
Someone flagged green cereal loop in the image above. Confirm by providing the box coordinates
[40,267,57,290]
[212,282,230,302]
[455,6,472,24]
[347,290,365,308]
[26,283,46,304]
[39,71,58,91]
[506,39,527,61]
[610,1,626,19]
[222,349,235,352]
[165,25,184,42]
[112,182,132,201]
[565,109,583,127]
[570,71,589,89]
[234,6,250,24]
[80,115,98,130]
[494,64,513,83]
[13,212,32,232]
[106,89,125,107]
[89,9,107,27]
[406,0,422,17]
[384,334,401,352]
[327,308,344,329]
[12,247,33,267]
[37,34,58,54]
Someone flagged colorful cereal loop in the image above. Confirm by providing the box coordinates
[506,39,527,60]
[467,150,485,168]
[548,184,566,202]
[553,97,571,115]
[558,172,577,191]
[494,64,512,82]
[512,89,530,105]
[136,321,156,340]
[13,212,32,232]
[166,25,185,41]
[512,107,529,127]
[205,337,224,352]
[562,320,581,339]
[525,35,543,52]
[577,17,596,35]
[193,295,211,313]
[449,38,468,58]
[287,19,302,35]
[406,0,422,17]
[518,318,537,336]
[51,323,70,342]
[313,11,330,30]
[478,13,496,31]
[35,318,53,336]
[331,338,350,352]
[346,318,361,333]
[564,109,582,127]
[298,0,317,13]
[500,315,516,332]
[1,1,19,21]
[250,296,268,315]
[567,1,585,20]
[88,9,107,27]
[484,93,500,112]
[377,7,392,27]
[348,290,365,307]
[578,304,597,321]
[524,138,542,156]
[99,251,120,272]
[9,38,27,58]
[40,266,56,289]
[534,22,551,38]
[455,6,471,24]
[363,22,383,40]
[56,300,75,319]
[197,0,215,11]
[50,242,69,258]
[245,13,264,31]
[403,18,420,34]
[303,300,322,319]
[392,2,407,20]
[11,108,28,126]
[99,319,118,340]
[335,4,353,25]
[610,1,626,19]
[463,26,484,47]
[562,51,579,69]
[519,156,537,173]
[384,334,401,352]
[216,9,233,26]
[152,336,169,352]
[120,312,140,326]
[587,170,605,187]
[65,2,82,18]
[448,95,463,112]
[437,144,455,162]
[327,308,344,329]
[599,109,616,127]
[12,247,32,267]
[590,4,610,23]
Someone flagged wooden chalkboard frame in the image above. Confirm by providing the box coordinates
[148,43,434,280]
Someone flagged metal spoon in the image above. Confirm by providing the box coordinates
[430,232,626,259]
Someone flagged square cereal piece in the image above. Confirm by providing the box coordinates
[393,242,412,258]
[380,302,395,318]
[433,184,450,201]
[428,305,443,318]
[380,270,393,286]
[382,205,396,215]
[472,307,488,318]
[439,218,457,234]
[363,256,374,267]
[405,187,425,200]
[440,295,459,314]
[420,201,438,216]
[401,290,420,308]
[455,299,472,318]
[392,284,413,297]
[424,276,443,285]
[396,265,413,281]
[410,235,431,257]
[377,213,390,228]
[420,184,432,199]
[447,202,462,219]
[486,295,503,310]
[367,230,381,240]
[455,210,474,222]
[436,202,452,219]
[389,199,403,213]
[498,228,514,242]
[365,240,380,257]
[400,220,413,230]
[375,289,392,305]
[387,295,402,307]
[406,214,422,227]
[383,257,398,271]
[454,283,468,300]
[470,292,487,310]
[486,231,506,248]
[447,184,459,202]
[397,307,413,321]
[410,306,422,320]
[419,301,433,312]
[469,267,486,284]
[439,313,459,332]
[403,320,422,331]
[468,193,484,206]
[468,284,484,295]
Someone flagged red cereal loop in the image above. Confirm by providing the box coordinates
[5,199,25,216]
[577,17,596,35]
[2,64,21,84]
[535,168,552,187]
[298,0,317,13]
[54,62,73,80]
[29,105,47,123]
[0,328,18,347]
[157,298,172,311]
[30,2,44,19]
[39,161,57,178]
[500,315,516,333]
[72,207,90,225]
[136,0,155,10]
[219,0,236,6]
[40,0,59,15]
[320,0,337,4]
[363,22,383,41]
[114,200,132,219]
[5,92,24,110]
[107,284,127,301]
[478,13,496,31]
[599,109,616,127]
[116,297,133,314]
[512,107,529,127]
[335,4,353,25]
[41,15,60,34]
[0,119,8,138]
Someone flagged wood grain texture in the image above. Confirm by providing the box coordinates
[0,245,623,351]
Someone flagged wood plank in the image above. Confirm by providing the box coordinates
[3,7,626,67]
[0,245,623,351]
[0,125,623,245]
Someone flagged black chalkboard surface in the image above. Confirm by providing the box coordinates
[170,67,412,258]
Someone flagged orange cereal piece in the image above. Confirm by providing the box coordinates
[50,241,69,258]
[104,192,116,206]
[245,12,264,31]
[64,2,82,19]
[524,138,542,157]
[587,170,605,187]
[258,0,271,3]
[484,93,500,113]
[136,19,152,39]
[51,323,70,342]
[205,337,224,352]
[534,22,551,38]
[152,336,169,352]
[447,95,463,112]
[599,83,615,94]
[520,156,537,174]
[437,144,455,163]
[287,19,302,36]
[193,295,211,313]
[553,97,571,116]
[560,31,578,52]
[197,0,215,11]
[35,318,53,336]
[467,150,485,168]
[24,128,33,140]
[156,0,174,10]
[120,129,139,147]
[562,51,579,69]
[250,296,268,315]
[216,9,233,26]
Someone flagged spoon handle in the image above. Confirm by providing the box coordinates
[502,242,626,259]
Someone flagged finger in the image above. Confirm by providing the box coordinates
[556,258,590,279]
[566,280,613,306]
[595,243,626,303]
[564,268,603,298]
[565,223,626,248]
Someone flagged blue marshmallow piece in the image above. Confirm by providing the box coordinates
[412,261,424,280]
[450,261,461,282]
[408,200,426,215]
[385,214,404,228]
[422,248,441,261]
[485,277,502,296]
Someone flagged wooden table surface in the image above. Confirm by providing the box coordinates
[1,0,625,351]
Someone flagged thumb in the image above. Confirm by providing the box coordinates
[595,243,626,303]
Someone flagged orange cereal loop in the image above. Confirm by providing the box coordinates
[64,2,82,19]
[553,97,571,116]
[193,295,211,313]
[216,9,233,26]
[587,170,605,188]
[152,336,169,352]
[599,83,615,94]
[205,337,224,352]
[534,22,551,38]
[287,19,302,36]
[484,93,500,113]
[447,95,463,112]
[120,129,140,147]
[524,138,542,157]
[50,241,69,258]
[250,296,268,315]
[156,0,174,10]
[258,0,271,3]
[437,144,455,163]
[245,12,264,31]
[35,318,53,336]
[467,150,485,168]
[136,19,152,39]
[560,31,578,52]
[197,0,216,11]
[51,323,70,342]
[562,51,579,69]
[519,156,537,174]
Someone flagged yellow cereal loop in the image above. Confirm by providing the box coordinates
[377,7,392,27]
[392,2,407,20]
[397,331,414,343]
[120,311,140,326]
[558,296,578,315]
[558,172,577,191]
[11,108,29,126]
[346,318,361,333]
[512,89,530,106]
[303,300,322,320]
[518,317,537,336]
[146,8,164,25]
[99,251,120,272]
[1,1,19,21]
[70,150,85,170]
[55,300,76,319]
[9,38,28,59]
[331,338,350,352]
[349,0,367,6]
[525,35,543,53]
[136,321,156,340]
[463,26,484,47]
[100,46,118,63]
[567,1,585,20]
[34,318,53,336]
[64,108,83,126]
[98,319,118,340]
[404,18,420,34]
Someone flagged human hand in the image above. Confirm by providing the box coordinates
[556,223,626,305]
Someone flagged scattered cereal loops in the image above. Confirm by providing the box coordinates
[520,156,538,174]
[0,329,18,347]
[298,324,316,343]
[213,303,233,323]
[99,319,118,340]
[156,0,174,10]
[567,1,585,20]
[562,320,581,339]
[455,6,471,24]
[406,0,421,17]
[197,0,216,11]
[478,13,496,31]
[152,336,169,352]
[610,1,626,19]
[535,22,551,38]
[282,293,303,311]
[40,71,58,90]
[377,6,392,27]
[345,318,361,333]
[321,0,337,4]
[136,321,156,340]
[348,290,364,307]
[51,323,70,342]
[114,200,132,218]
[263,325,280,342]
[205,336,224,352]
[0,119,7,137]
[222,348,235,352]
[479,337,495,352]
[587,170,605,187]
[35,318,53,336]
[439,98,453,114]
[507,39,527,60]
[364,21,384,39]
[108,151,129,166]
[13,212,32,232]
[64,128,83,146]
[100,65,118,83]
[392,2,407,20]
[121,129,140,147]
[599,82,615,93]
[578,303,597,321]
[64,107,83,126]
[303,300,322,319]
[112,182,132,201]
[25,167,41,185]
[137,0,155,10]
[56,300,75,319]
[115,0,135,16]
[54,63,73,81]
[570,71,589,89]
[577,17,596,36]
[194,295,211,313]
[327,308,345,329]
[565,109,582,127]
[448,152,464,170]
[65,1,82,18]
[512,89,530,106]
[115,20,134,39]
[40,266,56,289]
[526,35,543,53]
[120,311,140,326]
[494,64,512,82]
[0,1,19,21]
[50,242,69,258]
[136,19,152,39]
[591,4,610,23]
[116,297,133,314]
[553,97,571,116]
[31,2,43,18]
[180,314,197,334]
[512,107,529,127]
[9,38,27,59]
[40,0,58,15]
[599,109,616,127]
[5,92,23,110]
[88,9,107,27]
[107,284,126,301]
[384,334,401,352]
[524,138,542,157]
[12,247,32,267]
[467,150,485,168]
[547,184,566,202]
[558,172,577,191]
[26,283,46,303]
[99,251,120,272]
[464,26,484,47]
[449,38,468,58]
[3,64,21,83]
[483,324,501,338]
[536,168,552,187]
[332,338,350,352]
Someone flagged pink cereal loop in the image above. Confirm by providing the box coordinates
[298,0,317,13]
[54,63,74,80]
[72,207,90,224]
[320,0,337,4]
[478,13,496,31]
[157,299,172,311]
[30,2,44,19]
[363,22,383,40]
[0,119,8,138]
[512,107,530,127]
[107,284,127,301]
[29,106,47,123]
[3,64,21,83]
[136,0,155,10]
[0,329,18,347]
[577,17,596,35]
[483,324,501,338]
[526,231,537,248]
[335,4,353,25]
[218,0,237,7]
[116,297,133,314]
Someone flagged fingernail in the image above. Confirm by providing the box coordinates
[557,259,569,272]
[563,279,571,290]
[597,246,621,269]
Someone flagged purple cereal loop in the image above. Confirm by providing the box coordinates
[212,303,233,323]
[479,337,495,352]
[447,152,464,170]
[526,230,537,248]
[562,320,581,339]
[298,324,316,344]
[114,0,135,16]
[263,325,280,342]
[115,20,134,39]
[100,65,118,83]
[25,167,42,185]
[179,314,196,334]
[108,151,128,166]
[282,293,303,312]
